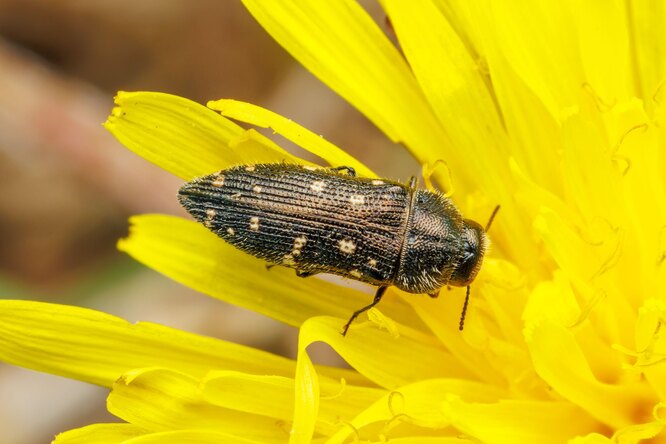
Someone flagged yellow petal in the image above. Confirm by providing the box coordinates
[324,378,507,443]
[53,424,147,444]
[471,1,583,119]
[292,334,319,444]
[118,214,423,330]
[476,25,565,203]
[124,430,268,444]
[383,0,509,193]
[525,319,656,429]
[465,2,611,219]
[523,273,630,388]
[561,108,619,225]
[241,0,449,164]
[0,300,294,387]
[202,370,384,438]
[475,258,529,345]
[612,103,666,301]
[611,419,665,444]
[440,396,599,444]
[105,91,294,180]
[208,99,375,177]
[406,282,531,391]
[510,157,575,252]
[297,316,467,390]
[626,1,666,113]
[365,439,475,444]
[201,371,294,421]
[108,368,290,442]
[635,299,666,401]
[522,272,581,329]
[533,208,620,289]
[568,434,613,444]
[568,0,632,104]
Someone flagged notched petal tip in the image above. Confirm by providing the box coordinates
[104,105,124,124]
[106,91,305,180]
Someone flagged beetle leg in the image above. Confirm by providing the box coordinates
[485,205,501,231]
[407,176,417,190]
[265,263,275,271]
[428,290,440,298]
[332,166,356,177]
[295,270,316,278]
[341,286,387,336]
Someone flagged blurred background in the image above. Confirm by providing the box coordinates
[0,1,418,442]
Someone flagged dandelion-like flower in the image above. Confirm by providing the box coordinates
[1,1,665,443]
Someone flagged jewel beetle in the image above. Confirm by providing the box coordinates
[178,163,496,335]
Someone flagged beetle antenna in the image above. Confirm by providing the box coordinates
[458,205,500,331]
[485,205,501,232]
[459,285,470,330]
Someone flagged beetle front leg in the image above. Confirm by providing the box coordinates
[331,166,356,177]
[407,176,417,190]
[295,270,316,278]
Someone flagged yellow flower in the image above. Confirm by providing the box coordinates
[1,1,665,443]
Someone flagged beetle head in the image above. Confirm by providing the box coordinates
[449,219,488,287]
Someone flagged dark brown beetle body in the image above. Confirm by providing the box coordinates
[178,163,489,334]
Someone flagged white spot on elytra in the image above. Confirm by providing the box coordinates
[349,194,365,205]
[252,185,262,194]
[371,180,385,186]
[283,254,296,266]
[227,227,235,235]
[310,180,325,192]
[204,209,216,227]
[212,175,225,187]
[249,216,260,231]
[292,235,307,256]
[303,165,317,171]
[350,269,362,278]
[338,239,356,254]
[245,165,255,172]
[294,236,307,249]
[368,258,378,267]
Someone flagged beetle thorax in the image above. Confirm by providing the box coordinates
[395,191,466,294]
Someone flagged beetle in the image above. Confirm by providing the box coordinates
[178,163,496,335]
